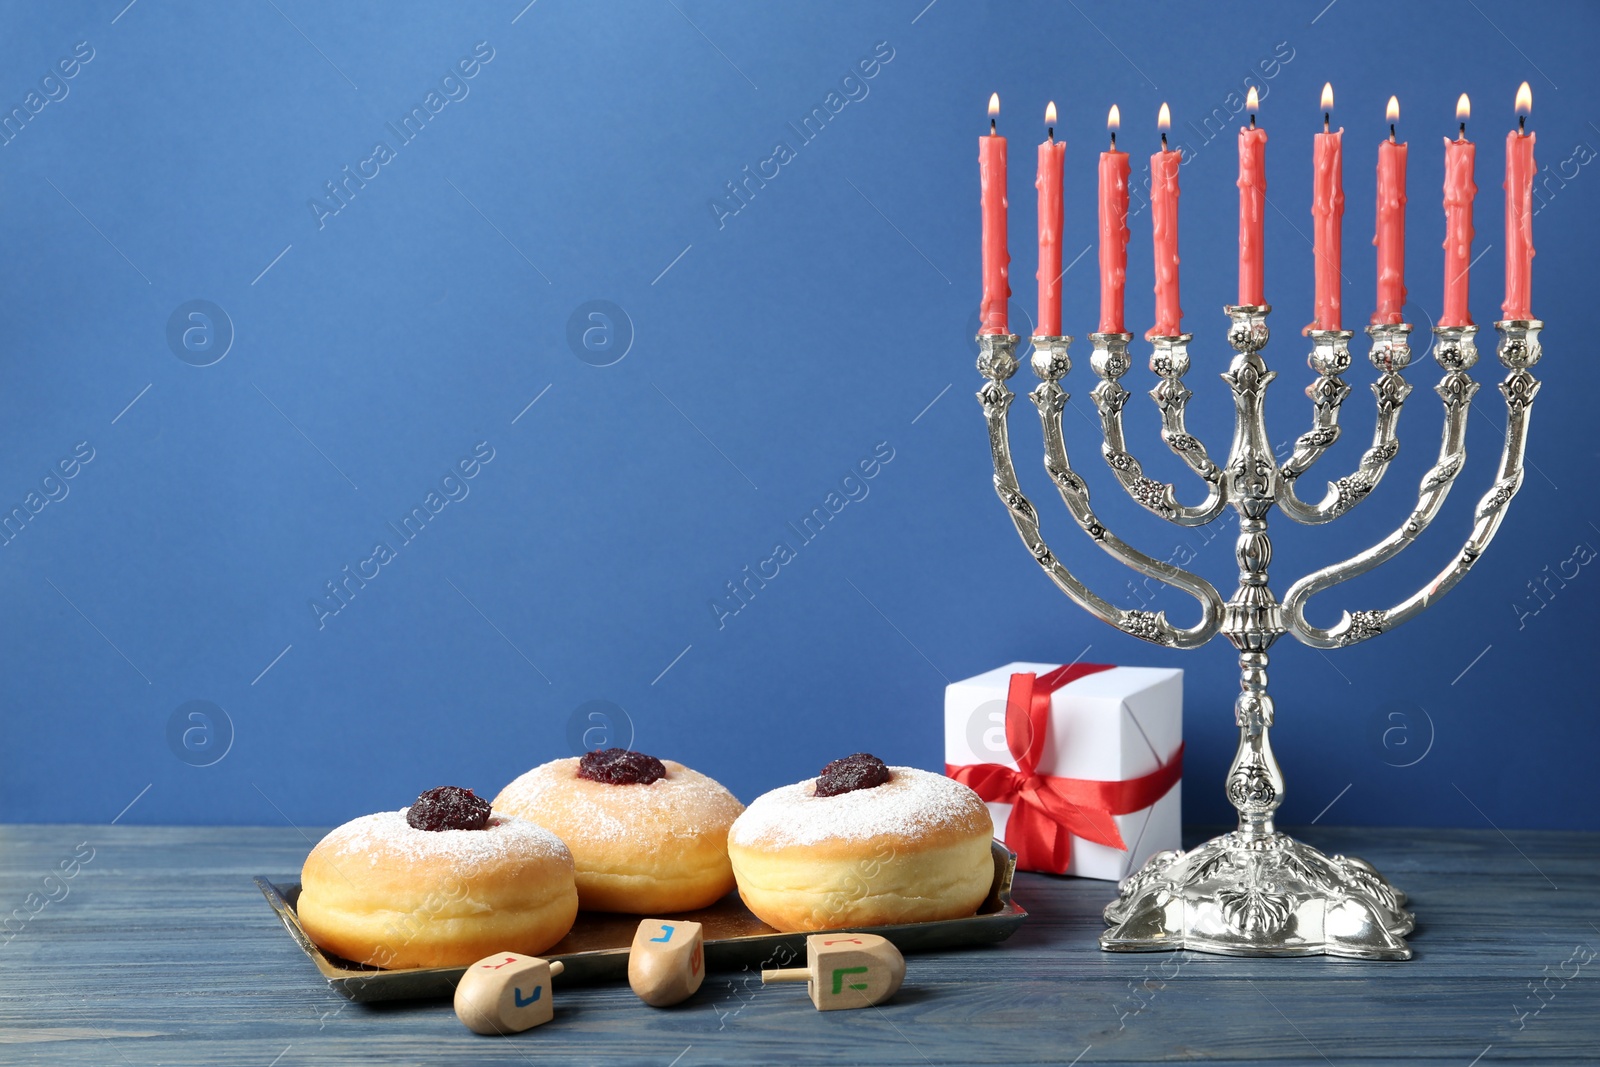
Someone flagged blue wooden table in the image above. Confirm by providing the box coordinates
[2,823,1596,1065]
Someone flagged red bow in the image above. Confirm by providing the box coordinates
[946,663,1183,874]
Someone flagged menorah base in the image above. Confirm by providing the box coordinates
[1100,830,1415,960]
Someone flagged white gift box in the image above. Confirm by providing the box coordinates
[943,662,1183,881]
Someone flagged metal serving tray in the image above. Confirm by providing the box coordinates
[256,839,1026,1003]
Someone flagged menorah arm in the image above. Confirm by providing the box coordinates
[979,335,1226,650]
[1278,325,1413,525]
[1087,333,1227,527]
[1284,324,1540,649]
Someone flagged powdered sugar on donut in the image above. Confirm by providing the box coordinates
[314,810,571,871]
[729,766,985,848]
[494,759,744,847]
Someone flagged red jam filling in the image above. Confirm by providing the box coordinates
[577,747,666,785]
[814,753,890,797]
[406,786,492,831]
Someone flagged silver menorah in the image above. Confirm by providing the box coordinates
[976,305,1541,960]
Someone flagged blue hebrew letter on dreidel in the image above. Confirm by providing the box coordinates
[630,918,706,1007]
[831,966,870,994]
[455,953,558,1034]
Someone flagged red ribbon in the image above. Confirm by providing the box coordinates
[946,663,1184,874]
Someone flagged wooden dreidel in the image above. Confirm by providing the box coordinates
[628,919,705,1007]
[454,952,564,1035]
[761,933,905,1011]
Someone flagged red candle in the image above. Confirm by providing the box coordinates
[1148,103,1182,338]
[1372,96,1408,325]
[1440,94,1476,329]
[1309,83,1344,332]
[1098,104,1130,334]
[1237,87,1267,306]
[1503,82,1536,321]
[1036,102,1065,336]
[979,93,1009,335]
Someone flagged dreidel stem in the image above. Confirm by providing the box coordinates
[548,961,565,978]
[761,967,809,984]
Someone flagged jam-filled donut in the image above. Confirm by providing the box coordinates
[297,786,578,969]
[727,755,994,932]
[494,749,745,914]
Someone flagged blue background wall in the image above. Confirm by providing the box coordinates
[1,0,1595,831]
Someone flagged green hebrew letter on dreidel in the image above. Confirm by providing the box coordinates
[830,966,870,994]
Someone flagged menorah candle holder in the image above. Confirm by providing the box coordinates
[975,305,1541,960]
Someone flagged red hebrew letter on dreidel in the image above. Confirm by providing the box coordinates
[761,933,906,1011]
[628,918,705,1007]
[454,952,564,1034]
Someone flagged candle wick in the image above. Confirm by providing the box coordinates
[1389,123,1396,142]
[1249,113,1256,129]
[1459,121,1467,138]
[1110,130,1116,149]
[1323,114,1329,132]
[1519,114,1526,133]
[991,118,996,135]
[1048,127,1054,142]
[1160,131,1167,150]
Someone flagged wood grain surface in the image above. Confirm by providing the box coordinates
[1,823,1596,1065]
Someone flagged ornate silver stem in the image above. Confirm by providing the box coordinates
[976,299,1540,961]
[1214,307,1285,844]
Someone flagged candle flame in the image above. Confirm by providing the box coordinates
[1457,93,1470,122]
[1515,81,1532,115]
[1246,85,1259,112]
[1045,101,1057,126]
[1320,82,1334,112]
[988,92,1000,118]
[1157,102,1170,131]
[1107,103,1120,131]
[1386,95,1400,123]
